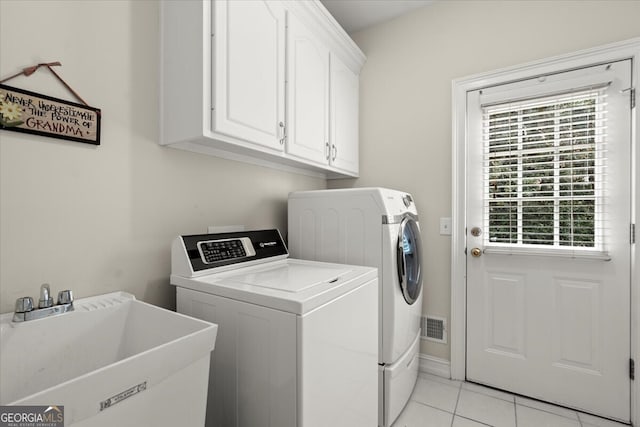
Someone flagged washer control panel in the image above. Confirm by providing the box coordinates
[197,237,255,264]
[175,229,289,275]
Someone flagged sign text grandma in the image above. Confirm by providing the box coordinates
[0,84,100,145]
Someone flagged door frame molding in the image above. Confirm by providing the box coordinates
[451,37,640,424]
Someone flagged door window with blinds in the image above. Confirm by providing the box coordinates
[476,61,627,259]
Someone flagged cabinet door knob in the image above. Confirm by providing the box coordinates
[331,144,337,161]
[325,142,330,160]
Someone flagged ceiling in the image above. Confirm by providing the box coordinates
[320,0,434,34]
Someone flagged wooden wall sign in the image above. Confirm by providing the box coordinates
[0,83,101,145]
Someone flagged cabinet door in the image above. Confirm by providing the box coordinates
[286,11,330,165]
[213,0,285,151]
[329,53,359,174]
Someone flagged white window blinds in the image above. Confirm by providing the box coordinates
[482,87,609,259]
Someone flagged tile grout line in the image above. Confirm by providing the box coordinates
[416,378,627,427]
[455,414,495,427]
[409,398,456,414]
[462,385,517,406]
[462,383,515,402]
[450,381,463,427]
[405,397,459,422]
[515,399,582,423]
[466,382,605,427]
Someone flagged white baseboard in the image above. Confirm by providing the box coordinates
[418,353,451,379]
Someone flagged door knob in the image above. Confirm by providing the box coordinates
[470,247,482,257]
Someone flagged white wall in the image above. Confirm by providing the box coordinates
[331,0,640,360]
[0,0,325,314]
[3,0,640,361]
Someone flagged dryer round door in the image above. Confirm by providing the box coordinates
[396,216,423,305]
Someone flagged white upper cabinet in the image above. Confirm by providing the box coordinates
[160,0,365,178]
[213,0,285,151]
[329,53,359,174]
[286,11,360,175]
[286,11,330,165]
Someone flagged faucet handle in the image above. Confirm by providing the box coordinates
[15,296,34,313]
[39,283,53,309]
[57,290,74,305]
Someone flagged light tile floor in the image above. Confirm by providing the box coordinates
[392,373,630,427]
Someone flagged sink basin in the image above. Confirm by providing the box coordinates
[0,292,218,426]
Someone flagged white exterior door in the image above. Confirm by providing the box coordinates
[466,60,632,421]
[286,10,330,165]
[213,0,286,151]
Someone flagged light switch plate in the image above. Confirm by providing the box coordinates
[439,217,452,235]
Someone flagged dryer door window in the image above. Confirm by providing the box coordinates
[397,217,422,305]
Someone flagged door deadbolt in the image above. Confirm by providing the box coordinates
[470,247,482,257]
[470,227,482,237]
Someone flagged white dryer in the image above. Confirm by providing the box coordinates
[288,188,423,427]
[170,229,378,427]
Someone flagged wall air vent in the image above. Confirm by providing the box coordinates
[421,315,447,344]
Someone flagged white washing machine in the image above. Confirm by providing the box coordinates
[288,188,423,427]
[170,229,378,427]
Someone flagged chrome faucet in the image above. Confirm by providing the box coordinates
[13,284,74,322]
[39,283,53,308]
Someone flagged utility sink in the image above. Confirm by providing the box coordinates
[0,292,218,426]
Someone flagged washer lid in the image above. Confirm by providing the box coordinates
[222,263,352,292]
[171,259,377,315]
